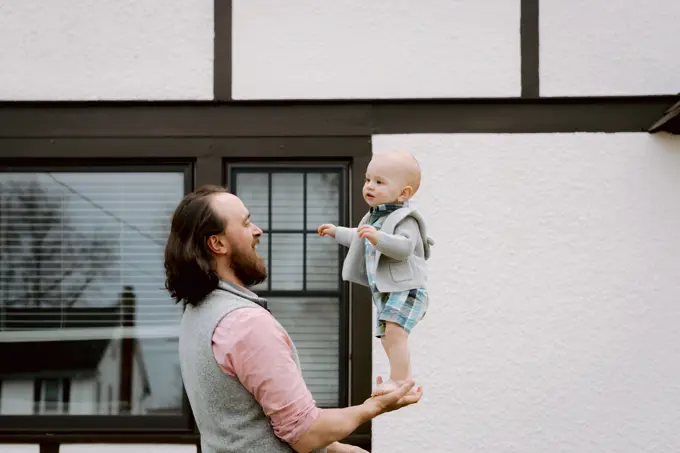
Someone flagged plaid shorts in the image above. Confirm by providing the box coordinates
[372,287,428,337]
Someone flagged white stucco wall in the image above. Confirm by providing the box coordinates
[371,133,680,453]
[60,446,196,453]
[0,446,39,453]
[0,0,213,101]
[540,0,680,96]
[232,0,521,100]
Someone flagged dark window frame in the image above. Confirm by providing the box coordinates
[0,158,195,433]
[0,137,373,447]
[228,163,350,408]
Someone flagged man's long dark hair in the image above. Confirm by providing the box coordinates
[164,185,228,306]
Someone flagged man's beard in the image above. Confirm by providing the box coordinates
[230,243,267,287]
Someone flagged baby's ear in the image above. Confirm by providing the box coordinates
[400,185,414,201]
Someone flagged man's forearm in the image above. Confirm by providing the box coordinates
[292,401,378,453]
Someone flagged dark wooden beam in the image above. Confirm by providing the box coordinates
[0,96,675,140]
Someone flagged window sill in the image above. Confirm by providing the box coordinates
[0,432,371,451]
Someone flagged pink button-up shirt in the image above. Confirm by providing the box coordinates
[211,306,321,446]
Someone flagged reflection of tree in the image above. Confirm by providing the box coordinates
[0,179,117,307]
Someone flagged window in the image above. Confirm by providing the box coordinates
[33,379,70,414]
[0,164,191,429]
[228,164,348,407]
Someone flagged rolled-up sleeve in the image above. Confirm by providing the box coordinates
[212,307,321,445]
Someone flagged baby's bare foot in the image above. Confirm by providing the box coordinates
[371,379,400,397]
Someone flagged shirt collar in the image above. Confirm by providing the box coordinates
[370,203,404,213]
[217,280,269,312]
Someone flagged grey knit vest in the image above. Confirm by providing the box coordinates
[179,281,326,453]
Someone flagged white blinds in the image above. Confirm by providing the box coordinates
[0,171,185,335]
[231,167,345,407]
[0,170,186,414]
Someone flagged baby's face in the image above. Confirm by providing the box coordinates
[363,156,410,207]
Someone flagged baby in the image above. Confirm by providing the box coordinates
[318,150,433,396]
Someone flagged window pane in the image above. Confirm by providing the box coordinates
[272,173,303,230]
[0,170,185,416]
[43,379,60,413]
[229,165,345,408]
[306,172,340,230]
[270,234,303,290]
[233,172,269,228]
[268,297,340,407]
[306,234,339,290]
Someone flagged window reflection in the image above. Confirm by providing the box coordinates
[0,171,185,416]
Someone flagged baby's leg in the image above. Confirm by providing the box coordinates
[382,321,412,382]
[372,288,427,396]
[371,322,412,396]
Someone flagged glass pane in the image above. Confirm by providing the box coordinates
[271,173,303,230]
[233,172,269,228]
[306,172,340,230]
[270,234,303,290]
[43,379,60,413]
[306,234,339,290]
[0,171,185,416]
[268,297,340,407]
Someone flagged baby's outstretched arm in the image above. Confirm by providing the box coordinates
[373,217,420,261]
[334,226,358,248]
[318,223,358,248]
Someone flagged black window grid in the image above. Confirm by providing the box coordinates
[228,164,349,407]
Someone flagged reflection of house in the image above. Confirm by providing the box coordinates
[0,286,151,415]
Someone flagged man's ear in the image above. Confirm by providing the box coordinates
[207,233,230,256]
[398,186,414,202]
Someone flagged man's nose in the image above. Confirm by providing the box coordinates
[252,224,263,236]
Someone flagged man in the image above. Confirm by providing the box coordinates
[165,185,422,453]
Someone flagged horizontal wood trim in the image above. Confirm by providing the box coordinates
[0,96,675,139]
[0,137,372,159]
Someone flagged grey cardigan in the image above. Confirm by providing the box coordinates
[334,206,434,293]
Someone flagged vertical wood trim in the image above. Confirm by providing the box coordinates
[214,0,233,100]
[521,0,540,97]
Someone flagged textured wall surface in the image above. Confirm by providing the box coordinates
[232,0,521,99]
[540,0,680,96]
[0,0,213,100]
[371,133,680,453]
[0,446,39,453]
[60,445,196,453]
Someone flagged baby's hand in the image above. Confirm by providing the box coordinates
[358,225,379,245]
[318,223,337,238]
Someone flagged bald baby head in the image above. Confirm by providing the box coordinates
[363,150,422,207]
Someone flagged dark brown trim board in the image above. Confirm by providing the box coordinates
[214,0,232,100]
[0,96,675,138]
[349,154,374,449]
[520,0,540,98]
[649,96,680,134]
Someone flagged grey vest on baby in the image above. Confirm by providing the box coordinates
[179,282,326,453]
[337,206,435,293]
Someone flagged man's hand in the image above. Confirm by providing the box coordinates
[365,376,422,415]
[318,224,337,238]
[357,225,379,245]
[327,442,369,453]
[291,376,422,453]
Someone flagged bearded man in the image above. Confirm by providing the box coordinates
[164,185,422,453]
